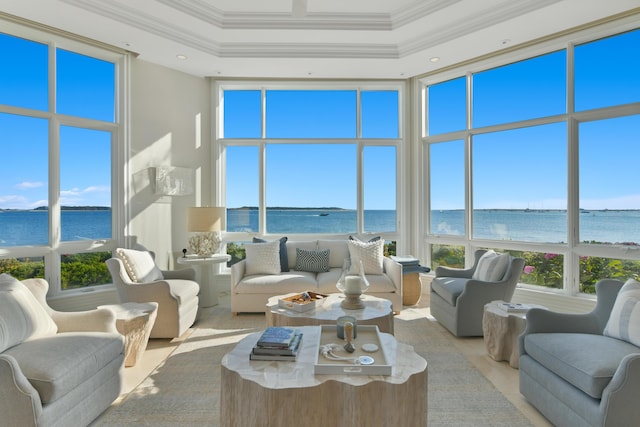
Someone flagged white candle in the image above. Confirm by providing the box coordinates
[344,276,361,294]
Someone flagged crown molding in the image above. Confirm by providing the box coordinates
[400,0,562,56]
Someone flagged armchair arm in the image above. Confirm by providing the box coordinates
[51,308,119,334]
[518,309,603,356]
[230,260,246,289]
[435,265,474,278]
[0,355,42,427]
[601,353,640,426]
[162,268,196,281]
[457,278,517,304]
[117,280,181,305]
[383,256,403,292]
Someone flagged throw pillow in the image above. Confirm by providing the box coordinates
[115,248,164,283]
[347,239,384,275]
[472,250,510,282]
[604,278,640,347]
[295,248,330,273]
[253,236,289,272]
[245,240,281,275]
[349,235,381,242]
[0,274,58,353]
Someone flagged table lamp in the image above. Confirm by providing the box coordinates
[187,206,225,257]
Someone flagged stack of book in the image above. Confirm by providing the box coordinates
[390,255,431,273]
[498,302,533,312]
[250,326,303,362]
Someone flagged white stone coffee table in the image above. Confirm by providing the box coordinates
[220,325,427,427]
[265,293,394,334]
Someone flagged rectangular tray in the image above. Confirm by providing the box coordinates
[314,325,392,376]
[278,291,328,312]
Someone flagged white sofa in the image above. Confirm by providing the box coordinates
[230,239,403,314]
[0,274,124,427]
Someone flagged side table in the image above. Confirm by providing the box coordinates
[220,326,428,427]
[482,300,545,368]
[177,254,231,307]
[391,256,430,306]
[98,302,158,367]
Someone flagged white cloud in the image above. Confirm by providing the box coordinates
[15,181,44,190]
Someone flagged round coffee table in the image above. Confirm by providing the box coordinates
[220,325,427,427]
[265,293,394,334]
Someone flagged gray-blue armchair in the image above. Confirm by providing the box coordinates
[430,249,525,337]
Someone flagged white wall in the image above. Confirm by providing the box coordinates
[129,59,212,270]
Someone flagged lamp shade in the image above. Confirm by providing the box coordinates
[187,207,226,232]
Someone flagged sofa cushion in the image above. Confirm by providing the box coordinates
[245,240,281,275]
[431,276,468,306]
[236,270,317,294]
[3,332,124,404]
[295,248,330,273]
[472,250,509,281]
[604,278,640,347]
[253,236,289,272]
[347,239,384,275]
[524,333,640,399]
[318,239,350,268]
[0,274,58,353]
[115,248,164,283]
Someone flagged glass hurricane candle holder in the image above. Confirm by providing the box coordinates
[336,258,370,309]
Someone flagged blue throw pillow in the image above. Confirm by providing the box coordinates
[253,236,289,272]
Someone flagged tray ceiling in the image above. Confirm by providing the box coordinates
[0,0,638,78]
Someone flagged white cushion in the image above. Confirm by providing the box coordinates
[347,239,384,275]
[604,278,640,347]
[0,274,58,352]
[245,240,282,275]
[472,250,509,282]
[115,248,164,283]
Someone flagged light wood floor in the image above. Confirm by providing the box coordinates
[117,289,551,426]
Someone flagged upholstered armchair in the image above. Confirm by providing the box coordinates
[519,279,640,426]
[0,274,124,427]
[430,249,525,337]
[106,248,200,339]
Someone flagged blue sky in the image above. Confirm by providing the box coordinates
[1,29,638,211]
[428,28,639,211]
[0,33,113,209]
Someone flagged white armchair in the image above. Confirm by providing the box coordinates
[106,248,200,338]
[0,274,124,427]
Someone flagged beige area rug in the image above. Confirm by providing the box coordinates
[93,303,532,427]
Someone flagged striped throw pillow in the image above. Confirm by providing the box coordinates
[604,279,640,346]
[295,248,330,273]
[472,251,509,282]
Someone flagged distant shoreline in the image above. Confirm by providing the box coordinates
[0,206,111,212]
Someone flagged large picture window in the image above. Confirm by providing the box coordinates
[220,85,402,237]
[423,26,640,295]
[0,27,124,292]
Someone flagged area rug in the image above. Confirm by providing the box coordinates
[93,303,532,426]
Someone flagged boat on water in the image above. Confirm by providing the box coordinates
[319,213,329,216]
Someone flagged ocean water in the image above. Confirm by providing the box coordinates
[0,210,111,246]
[1,209,638,246]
